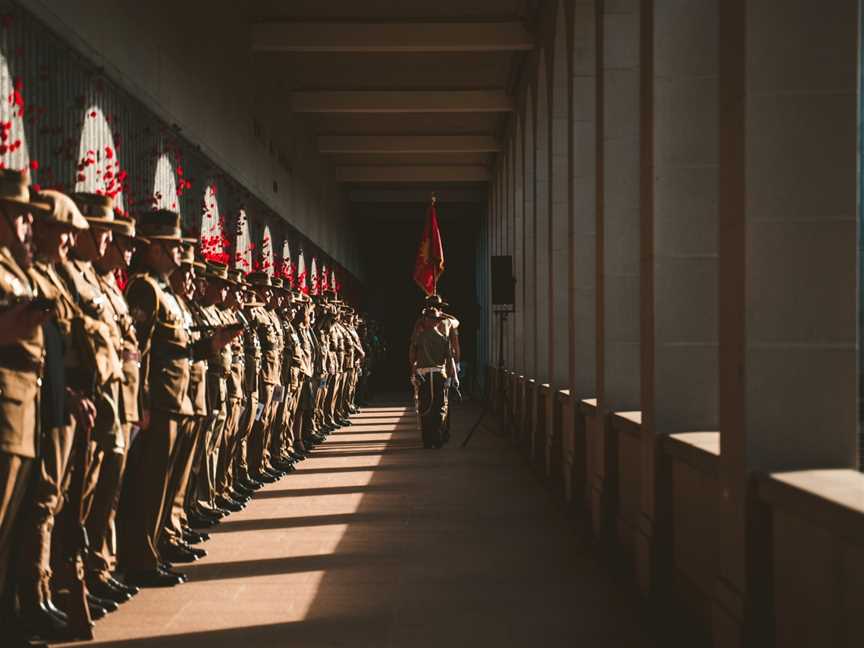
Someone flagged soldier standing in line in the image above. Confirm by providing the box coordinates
[294,291,322,452]
[86,212,142,603]
[324,297,346,429]
[215,270,254,503]
[14,189,94,639]
[233,272,264,492]
[311,299,334,436]
[333,306,354,426]
[245,272,284,483]
[60,194,132,612]
[119,210,235,588]
[157,245,211,561]
[193,261,245,514]
[267,278,297,473]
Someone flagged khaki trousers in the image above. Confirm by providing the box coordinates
[118,410,180,571]
[16,425,74,600]
[0,453,33,599]
[161,416,201,546]
[216,397,242,497]
[84,422,132,579]
[248,383,276,476]
[235,390,258,483]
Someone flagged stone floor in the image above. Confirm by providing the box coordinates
[58,400,655,647]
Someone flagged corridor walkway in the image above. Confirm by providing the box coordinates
[61,403,654,648]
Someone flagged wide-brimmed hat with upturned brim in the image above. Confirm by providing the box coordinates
[71,192,116,227]
[204,260,235,284]
[136,209,196,243]
[0,169,49,214]
[246,271,272,288]
[31,189,90,230]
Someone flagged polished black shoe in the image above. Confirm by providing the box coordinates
[106,575,140,597]
[197,505,228,519]
[182,543,207,559]
[43,596,68,623]
[255,471,277,483]
[87,600,108,620]
[233,482,255,497]
[229,487,251,502]
[125,568,184,588]
[160,543,200,564]
[183,528,210,545]
[241,477,263,491]
[289,451,306,462]
[20,603,71,640]
[87,592,118,614]
[188,513,219,529]
[215,495,243,512]
[87,577,132,604]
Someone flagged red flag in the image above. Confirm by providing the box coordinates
[413,198,444,296]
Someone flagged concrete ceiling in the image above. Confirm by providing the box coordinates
[248,1,537,196]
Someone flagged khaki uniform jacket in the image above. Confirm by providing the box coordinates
[224,308,245,401]
[238,308,261,396]
[251,306,281,386]
[182,297,208,417]
[0,247,44,458]
[314,323,331,377]
[127,272,195,416]
[57,258,123,390]
[97,270,140,424]
[329,323,343,375]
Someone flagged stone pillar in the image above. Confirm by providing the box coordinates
[536,59,551,383]
[571,0,598,398]
[638,0,719,596]
[514,116,525,374]
[716,1,859,644]
[524,88,537,378]
[551,6,571,390]
[587,0,642,543]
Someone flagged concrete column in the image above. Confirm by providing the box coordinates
[716,1,859,644]
[638,0,719,596]
[514,115,525,374]
[571,1,598,397]
[524,88,537,378]
[536,59,551,382]
[599,0,641,411]
[550,5,571,390]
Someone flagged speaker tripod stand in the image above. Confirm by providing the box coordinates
[462,309,515,448]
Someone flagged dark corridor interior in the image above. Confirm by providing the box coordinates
[354,199,483,394]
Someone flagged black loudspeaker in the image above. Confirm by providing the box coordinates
[490,255,515,306]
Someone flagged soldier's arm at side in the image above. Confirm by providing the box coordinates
[126,277,157,423]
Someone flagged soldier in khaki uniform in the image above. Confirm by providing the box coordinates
[9,187,88,639]
[311,300,335,434]
[119,210,235,588]
[216,270,254,502]
[87,213,142,599]
[195,261,245,513]
[158,245,211,561]
[245,272,284,483]
[233,272,263,492]
[270,279,302,471]
[323,298,345,430]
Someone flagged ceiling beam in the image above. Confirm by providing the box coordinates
[347,188,486,203]
[318,135,500,154]
[291,90,513,114]
[337,165,489,183]
[252,22,533,53]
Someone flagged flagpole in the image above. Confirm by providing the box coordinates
[431,192,438,296]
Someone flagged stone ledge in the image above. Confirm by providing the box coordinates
[758,469,864,547]
[611,411,642,438]
[579,398,598,416]
[664,432,720,476]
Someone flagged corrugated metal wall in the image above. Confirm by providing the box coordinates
[0,2,359,298]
